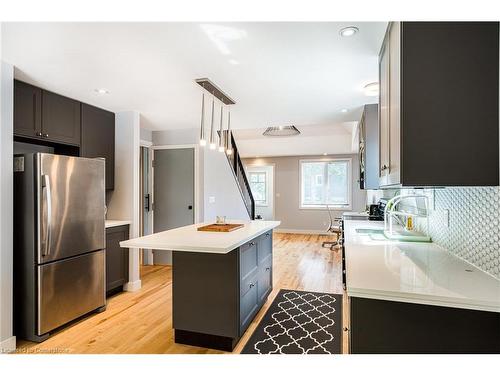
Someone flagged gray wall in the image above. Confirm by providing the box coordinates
[244,154,366,232]
[140,127,152,143]
[0,60,15,350]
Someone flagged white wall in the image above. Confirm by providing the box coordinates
[244,154,366,233]
[203,148,250,221]
[107,111,141,292]
[0,59,16,352]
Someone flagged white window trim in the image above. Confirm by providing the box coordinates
[299,158,352,210]
[249,171,269,207]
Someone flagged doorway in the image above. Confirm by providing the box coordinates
[246,164,275,220]
[152,146,196,264]
[139,144,153,265]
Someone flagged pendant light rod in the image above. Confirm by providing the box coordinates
[218,99,225,152]
[209,91,216,149]
[199,87,206,146]
[226,108,232,155]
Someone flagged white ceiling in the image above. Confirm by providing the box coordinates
[2,22,386,155]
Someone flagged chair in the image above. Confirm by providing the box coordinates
[322,205,342,250]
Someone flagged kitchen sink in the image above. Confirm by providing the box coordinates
[355,227,432,242]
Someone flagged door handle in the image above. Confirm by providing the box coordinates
[144,194,150,211]
[188,205,193,210]
[41,175,52,256]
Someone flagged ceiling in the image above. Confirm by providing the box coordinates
[2,22,387,156]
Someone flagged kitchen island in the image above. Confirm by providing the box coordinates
[120,220,280,351]
[343,219,500,353]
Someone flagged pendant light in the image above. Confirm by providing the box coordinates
[218,99,225,152]
[226,108,233,155]
[209,91,216,150]
[199,88,206,146]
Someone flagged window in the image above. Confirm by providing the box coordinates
[249,171,268,206]
[300,159,351,209]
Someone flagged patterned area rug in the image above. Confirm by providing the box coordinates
[241,289,342,354]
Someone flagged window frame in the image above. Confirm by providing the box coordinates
[248,171,269,207]
[299,158,352,210]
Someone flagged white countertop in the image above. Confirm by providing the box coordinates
[344,220,500,312]
[105,220,131,229]
[120,220,281,254]
[342,212,369,217]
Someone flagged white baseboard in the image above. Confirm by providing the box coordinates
[0,336,16,354]
[124,279,142,292]
[274,228,336,235]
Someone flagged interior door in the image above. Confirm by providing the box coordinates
[153,148,194,263]
[38,153,105,264]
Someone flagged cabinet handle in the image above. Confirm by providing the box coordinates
[43,134,49,138]
[249,283,255,288]
[265,267,270,271]
[249,241,255,246]
[380,164,388,172]
[35,131,42,136]
[265,232,270,237]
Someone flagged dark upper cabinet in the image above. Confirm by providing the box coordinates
[105,225,129,295]
[81,103,115,190]
[41,90,81,146]
[359,104,379,190]
[379,22,499,187]
[14,80,42,139]
[14,80,82,146]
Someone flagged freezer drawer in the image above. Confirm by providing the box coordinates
[38,250,105,335]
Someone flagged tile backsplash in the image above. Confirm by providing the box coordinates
[367,187,500,279]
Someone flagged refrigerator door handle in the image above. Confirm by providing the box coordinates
[42,174,52,256]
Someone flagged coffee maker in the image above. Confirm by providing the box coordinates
[368,198,387,221]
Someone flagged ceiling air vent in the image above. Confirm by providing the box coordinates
[262,126,301,137]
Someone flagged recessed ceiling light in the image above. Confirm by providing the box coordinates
[94,88,109,95]
[339,26,359,37]
[323,153,328,156]
[363,82,379,97]
[341,108,348,113]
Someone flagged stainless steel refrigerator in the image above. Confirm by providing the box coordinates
[14,153,106,342]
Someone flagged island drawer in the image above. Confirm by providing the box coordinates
[257,231,272,263]
[257,256,272,304]
[240,274,259,334]
[240,240,258,281]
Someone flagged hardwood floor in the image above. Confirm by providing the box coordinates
[16,233,344,354]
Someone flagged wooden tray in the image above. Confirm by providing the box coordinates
[197,223,244,232]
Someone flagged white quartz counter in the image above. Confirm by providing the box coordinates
[344,219,500,312]
[105,220,131,229]
[120,220,281,254]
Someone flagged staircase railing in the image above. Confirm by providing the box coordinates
[223,131,255,220]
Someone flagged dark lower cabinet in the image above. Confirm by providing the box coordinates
[349,297,500,354]
[105,225,129,295]
[173,230,274,351]
[81,103,116,190]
